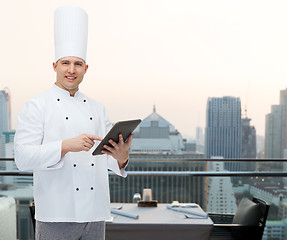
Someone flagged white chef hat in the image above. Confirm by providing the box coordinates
[54,6,88,62]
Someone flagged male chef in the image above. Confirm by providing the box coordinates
[14,6,131,240]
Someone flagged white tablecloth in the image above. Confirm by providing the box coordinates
[106,203,213,240]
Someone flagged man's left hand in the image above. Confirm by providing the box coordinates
[102,134,133,169]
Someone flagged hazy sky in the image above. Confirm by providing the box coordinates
[2,0,287,138]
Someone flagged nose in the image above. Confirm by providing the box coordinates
[68,64,75,74]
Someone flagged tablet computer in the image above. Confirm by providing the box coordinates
[92,119,141,156]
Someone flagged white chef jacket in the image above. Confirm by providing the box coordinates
[14,84,127,222]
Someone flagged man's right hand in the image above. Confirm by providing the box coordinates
[61,134,103,157]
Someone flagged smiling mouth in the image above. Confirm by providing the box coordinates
[66,76,76,80]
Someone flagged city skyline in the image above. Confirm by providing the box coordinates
[2,0,287,138]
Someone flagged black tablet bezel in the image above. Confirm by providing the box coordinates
[92,119,141,156]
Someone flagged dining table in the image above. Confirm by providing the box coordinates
[106,202,214,240]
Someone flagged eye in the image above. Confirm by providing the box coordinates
[75,62,83,66]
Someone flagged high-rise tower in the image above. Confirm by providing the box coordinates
[205,96,242,171]
[265,89,287,159]
[0,88,11,135]
[0,88,11,157]
[241,117,256,171]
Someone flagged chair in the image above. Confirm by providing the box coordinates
[209,197,269,240]
[29,201,36,232]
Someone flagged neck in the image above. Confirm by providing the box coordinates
[55,82,78,97]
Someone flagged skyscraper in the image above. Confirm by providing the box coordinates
[196,126,204,146]
[265,89,287,159]
[205,96,242,171]
[241,117,256,171]
[0,88,11,135]
[207,159,237,213]
[1,131,15,158]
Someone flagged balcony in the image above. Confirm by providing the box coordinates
[0,157,286,240]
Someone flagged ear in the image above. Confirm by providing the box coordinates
[85,64,89,73]
[53,62,57,72]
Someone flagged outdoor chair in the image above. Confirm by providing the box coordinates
[209,197,269,240]
[29,201,36,232]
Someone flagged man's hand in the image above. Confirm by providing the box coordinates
[102,134,133,169]
[61,134,103,157]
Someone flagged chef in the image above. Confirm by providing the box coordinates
[14,6,131,240]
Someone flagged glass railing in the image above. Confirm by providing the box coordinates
[0,158,287,240]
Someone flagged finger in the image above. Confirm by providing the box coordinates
[83,146,90,152]
[84,141,94,148]
[103,144,114,152]
[108,139,119,150]
[118,134,124,144]
[84,138,95,147]
[108,139,117,147]
[87,134,103,141]
[101,150,112,156]
[125,134,133,146]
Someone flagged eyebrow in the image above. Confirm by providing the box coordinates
[59,60,84,64]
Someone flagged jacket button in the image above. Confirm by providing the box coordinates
[83,100,86,102]
[91,163,94,167]
[57,98,60,101]
[66,117,69,120]
[73,164,76,167]
[90,117,93,120]
[76,188,79,191]
[91,187,94,190]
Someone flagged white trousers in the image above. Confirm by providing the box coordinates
[35,221,105,240]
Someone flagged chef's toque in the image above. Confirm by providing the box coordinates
[54,6,88,62]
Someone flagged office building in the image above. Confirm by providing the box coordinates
[241,117,256,171]
[262,219,287,240]
[250,183,287,206]
[265,105,284,159]
[257,135,265,158]
[205,96,242,171]
[1,131,15,158]
[196,127,204,146]
[130,106,184,153]
[183,140,196,152]
[0,88,11,157]
[0,88,11,134]
[207,160,237,213]
[265,89,287,159]
[196,126,204,153]
[279,201,287,220]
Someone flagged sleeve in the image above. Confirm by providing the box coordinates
[14,99,63,171]
[102,107,128,178]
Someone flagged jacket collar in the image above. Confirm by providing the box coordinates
[53,84,80,98]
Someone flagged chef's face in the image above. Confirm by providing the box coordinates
[53,56,89,96]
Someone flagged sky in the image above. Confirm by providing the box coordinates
[1,0,287,139]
